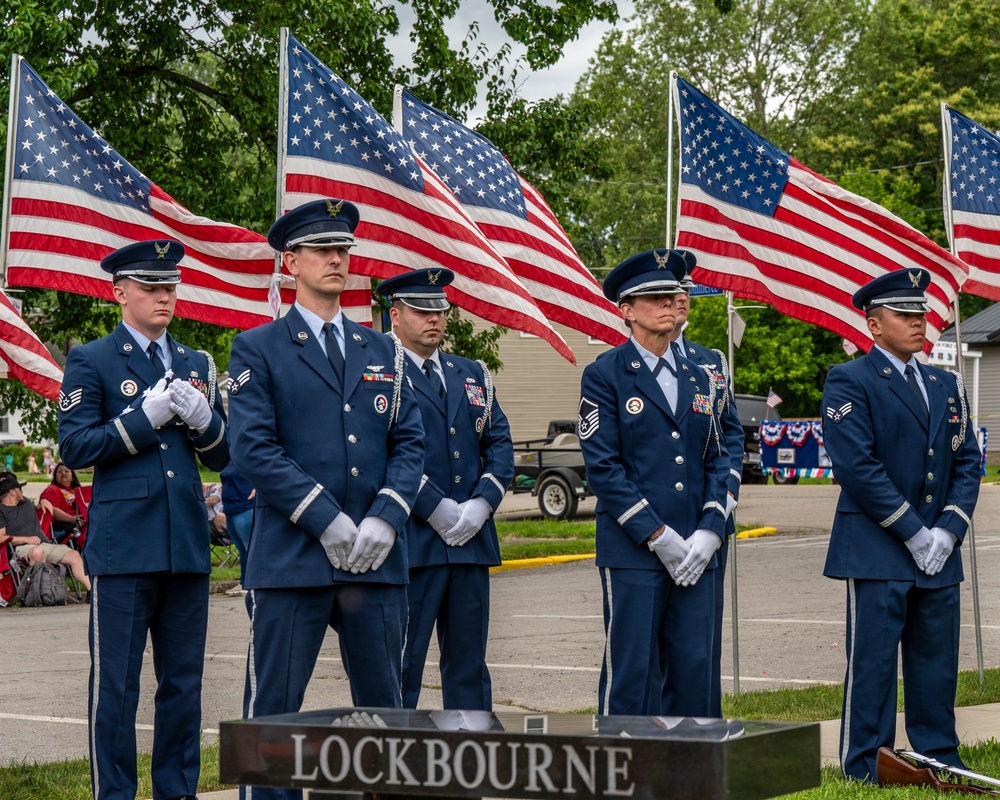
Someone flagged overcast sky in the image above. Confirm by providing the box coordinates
[386,2,636,122]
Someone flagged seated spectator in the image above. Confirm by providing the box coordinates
[0,472,91,592]
[39,463,85,546]
[204,482,225,535]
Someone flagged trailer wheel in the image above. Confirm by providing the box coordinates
[538,475,578,520]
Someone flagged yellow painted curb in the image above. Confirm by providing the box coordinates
[491,553,596,573]
[736,527,777,539]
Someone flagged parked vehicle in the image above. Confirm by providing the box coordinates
[733,394,793,484]
[511,420,591,519]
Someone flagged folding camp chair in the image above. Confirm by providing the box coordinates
[35,506,83,603]
[209,522,240,569]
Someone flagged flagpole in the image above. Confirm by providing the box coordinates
[941,101,985,684]
[271,28,290,319]
[666,71,676,248]
[0,54,23,288]
[727,289,741,696]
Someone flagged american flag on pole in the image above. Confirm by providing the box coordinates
[766,388,782,408]
[942,105,1000,300]
[279,34,573,361]
[672,74,969,352]
[0,290,63,401]
[394,89,626,347]
[1,56,372,328]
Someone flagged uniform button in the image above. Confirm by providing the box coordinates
[675,482,684,491]
[450,427,457,435]
[675,455,684,465]
[344,404,351,412]
[167,470,175,478]
[927,472,934,481]
[928,448,934,456]
[160,443,168,450]
[453,451,460,459]
[348,435,357,444]
[671,431,681,440]
[350,467,359,477]
[925,495,933,503]
[454,476,462,484]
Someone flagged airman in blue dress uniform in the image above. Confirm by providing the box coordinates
[662,251,745,718]
[578,249,730,717]
[58,240,229,800]
[822,268,980,782]
[375,269,514,711]
[228,199,424,800]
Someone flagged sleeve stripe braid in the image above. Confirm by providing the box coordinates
[730,468,743,482]
[290,484,324,525]
[419,474,429,492]
[703,501,725,514]
[378,487,411,517]
[195,422,226,453]
[484,473,505,494]
[113,418,138,455]
[617,498,649,526]
[943,504,972,528]
[879,501,910,528]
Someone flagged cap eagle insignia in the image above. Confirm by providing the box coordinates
[653,251,670,269]
[908,270,921,288]
[326,199,344,218]
[427,270,441,285]
[154,241,170,259]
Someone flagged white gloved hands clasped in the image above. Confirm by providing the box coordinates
[428,497,462,540]
[442,497,492,547]
[649,526,689,581]
[320,512,358,570]
[904,526,935,571]
[169,380,212,433]
[141,377,175,428]
[924,527,958,576]
[348,516,397,573]
[674,528,722,587]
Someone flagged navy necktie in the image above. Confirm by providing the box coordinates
[904,363,928,419]
[423,360,446,399]
[654,356,676,378]
[671,340,684,363]
[321,322,345,385]
[147,342,166,376]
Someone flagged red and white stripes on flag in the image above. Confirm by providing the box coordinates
[2,56,372,329]
[672,74,968,353]
[0,291,63,401]
[394,89,626,347]
[942,105,1000,301]
[279,33,574,362]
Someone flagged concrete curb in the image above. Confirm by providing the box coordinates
[491,553,595,572]
[736,526,777,539]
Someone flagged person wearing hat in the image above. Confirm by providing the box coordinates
[578,249,731,717]
[375,268,514,711]
[821,267,980,782]
[227,199,423,788]
[58,239,229,800]
[0,471,91,591]
[656,249,744,719]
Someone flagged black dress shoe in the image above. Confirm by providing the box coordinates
[166,796,198,800]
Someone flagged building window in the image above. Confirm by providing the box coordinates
[524,715,548,734]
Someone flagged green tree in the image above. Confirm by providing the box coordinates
[0,0,618,440]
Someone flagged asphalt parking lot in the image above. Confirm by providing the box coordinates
[2,483,999,768]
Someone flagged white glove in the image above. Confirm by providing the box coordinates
[442,497,492,547]
[725,493,738,520]
[348,516,397,573]
[674,528,722,587]
[169,380,212,433]
[141,377,175,428]
[320,512,358,570]
[428,497,462,538]
[924,527,958,576]
[649,526,690,580]
[904,526,934,571]
[331,711,387,728]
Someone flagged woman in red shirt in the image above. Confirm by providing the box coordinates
[39,462,85,547]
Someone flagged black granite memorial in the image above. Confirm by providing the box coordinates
[219,708,820,799]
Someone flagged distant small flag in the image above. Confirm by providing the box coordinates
[842,338,859,356]
[766,389,783,408]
